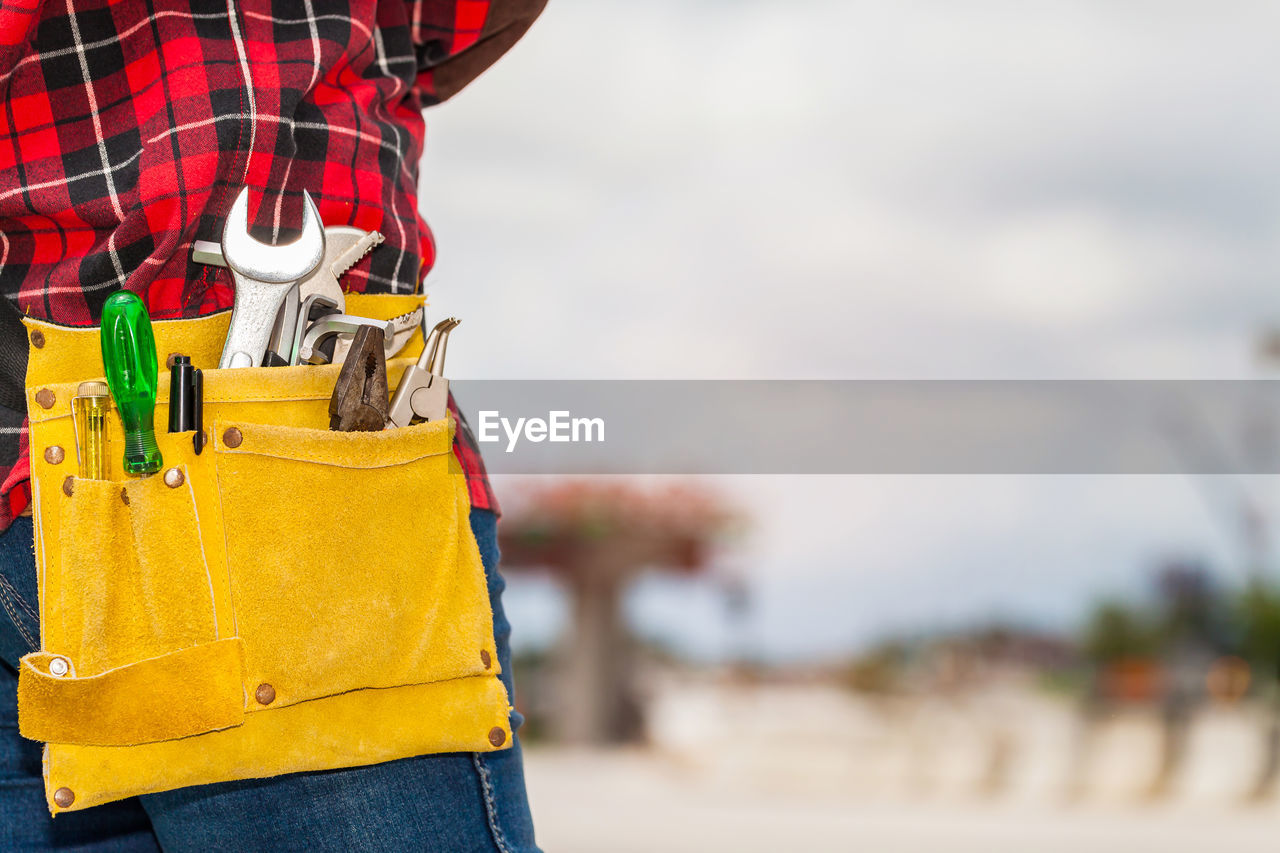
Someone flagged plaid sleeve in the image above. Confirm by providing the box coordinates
[408,0,546,104]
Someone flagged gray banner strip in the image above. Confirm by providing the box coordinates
[447,380,1280,474]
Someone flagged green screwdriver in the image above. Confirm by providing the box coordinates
[100,290,162,476]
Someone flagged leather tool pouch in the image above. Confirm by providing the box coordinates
[14,294,511,814]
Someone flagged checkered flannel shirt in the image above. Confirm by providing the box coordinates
[0,0,547,529]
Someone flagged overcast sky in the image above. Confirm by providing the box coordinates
[417,0,1280,661]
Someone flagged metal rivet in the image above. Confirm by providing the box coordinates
[49,657,69,677]
[480,650,492,669]
[120,488,130,505]
[223,427,243,449]
[35,388,55,409]
[30,329,45,349]
[163,467,185,488]
[43,446,65,465]
[62,476,74,497]
[255,683,276,705]
[488,727,507,747]
[53,787,75,808]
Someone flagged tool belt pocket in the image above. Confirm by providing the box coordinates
[15,295,511,814]
[20,473,243,747]
[215,418,490,707]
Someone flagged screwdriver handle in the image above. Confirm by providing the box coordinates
[100,291,162,476]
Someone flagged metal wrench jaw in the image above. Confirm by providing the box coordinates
[221,189,326,283]
[218,188,326,369]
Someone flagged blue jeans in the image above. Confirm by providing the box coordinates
[0,509,539,852]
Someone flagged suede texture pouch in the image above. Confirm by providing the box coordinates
[14,294,512,814]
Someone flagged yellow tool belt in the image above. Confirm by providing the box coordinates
[14,293,511,814]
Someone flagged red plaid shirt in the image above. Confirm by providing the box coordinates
[0,0,546,528]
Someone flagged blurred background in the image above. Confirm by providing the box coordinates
[419,1,1280,849]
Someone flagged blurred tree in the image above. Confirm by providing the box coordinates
[499,480,743,744]
[1236,583,1280,676]
[1147,563,1218,798]
[1235,582,1280,799]
[1082,601,1157,665]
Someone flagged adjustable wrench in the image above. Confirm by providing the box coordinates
[219,188,325,369]
[298,225,382,307]
[196,225,410,364]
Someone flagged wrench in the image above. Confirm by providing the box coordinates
[194,226,419,362]
[195,225,382,313]
[218,188,325,369]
